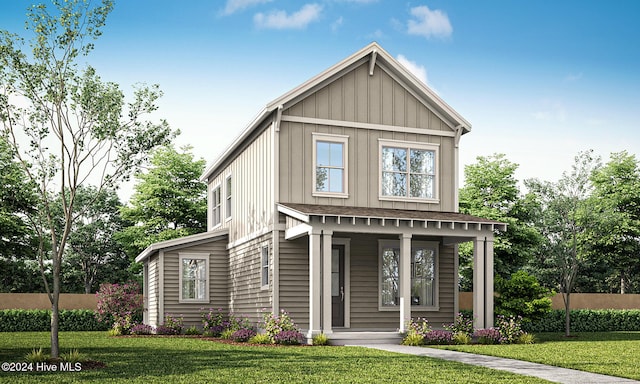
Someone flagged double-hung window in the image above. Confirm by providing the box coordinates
[379,140,438,201]
[179,253,210,303]
[379,241,438,310]
[212,185,221,227]
[313,133,348,198]
[225,175,232,220]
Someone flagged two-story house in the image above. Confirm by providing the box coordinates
[135,42,505,342]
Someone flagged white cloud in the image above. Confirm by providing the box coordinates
[407,5,452,39]
[396,54,428,85]
[331,16,344,32]
[254,4,323,29]
[532,100,566,122]
[564,72,583,82]
[222,0,272,16]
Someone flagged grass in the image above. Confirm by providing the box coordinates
[437,332,640,380]
[0,332,548,384]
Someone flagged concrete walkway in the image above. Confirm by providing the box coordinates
[350,344,639,384]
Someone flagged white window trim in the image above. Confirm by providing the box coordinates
[378,240,439,312]
[312,133,349,199]
[178,253,210,304]
[378,139,440,203]
[225,174,232,222]
[211,184,222,229]
[261,244,269,289]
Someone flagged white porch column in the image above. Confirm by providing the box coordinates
[322,230,333,334]
[473,237,494,329]
[308,229,322,339]
[399,233,412,333]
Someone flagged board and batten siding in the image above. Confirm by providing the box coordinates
[279,61,457,212]
[147,254,159,327]
[227,233,272,325]
[207,125,275,244]
[161,241,229,326]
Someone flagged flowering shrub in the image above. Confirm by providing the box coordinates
[155,325,178,335]
[444,312,474,336]
[201,308,226,336]
[405,317,431,338]
[262,309,300,342]
[130,323,154,335]
[273,330,305,345]
[95,282,143,334]
[496,315,524,344]
[473,328,502,344]
[231,328,257,342]
[227,313,252,333]
[156,314,184,335]
[423,330,453,345]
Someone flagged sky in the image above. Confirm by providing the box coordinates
[1,0,639,201]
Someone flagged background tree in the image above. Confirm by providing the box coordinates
[119,145,207,261]
[0,135,42,292]
[50,186,133,293]
[458,154,541,290]
[587,151,640,294]
[526,150,601,336]
[0,0,175,357]
[494,270,553,325]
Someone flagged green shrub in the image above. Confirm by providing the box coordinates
[495,271,553,324]
[517,332,535,344]
[249,333,272,344]
[0,309,109,332]
[401,333,424,346]
[60,349,88,363]
[185,325,201,335]
[452,332,471,345]
[525,309,640,333]
[25,347,48,363]
[221,329,235,339]
[312,333,329,346]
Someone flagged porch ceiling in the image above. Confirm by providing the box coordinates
[277,203,507,240]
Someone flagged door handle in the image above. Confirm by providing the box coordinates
[340,286,344,302]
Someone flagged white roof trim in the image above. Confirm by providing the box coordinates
[135,229,229,263]
[276,203,309,223]
[200,42,471,181]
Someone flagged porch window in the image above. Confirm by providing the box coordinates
[179,253,210,303]
[379,241,438,309]
[312,133,348,198]
[212,185,221,227]
[379,140,438,201]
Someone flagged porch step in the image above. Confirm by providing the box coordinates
[328,331,402,346]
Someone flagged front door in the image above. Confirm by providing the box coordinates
[331,245,345,327]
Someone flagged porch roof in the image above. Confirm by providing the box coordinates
[277,203,507,232]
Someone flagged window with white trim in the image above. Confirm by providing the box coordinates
[379,241,438,309]
[261,246,269,287]
[379,140,438,201]
[313,133,348,198]
[179,254,210,303]
[225,175,232,220]
[212,185,221,227]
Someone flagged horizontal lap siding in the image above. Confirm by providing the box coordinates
[349,234,455,329]
[148,255,159,327]
[228,234,272,325]
[163,241,229,327]
[278,234,310,329]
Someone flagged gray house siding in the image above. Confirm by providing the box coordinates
[147,254,159,327]
[228,233,273,324]
[277,233,310,330]
[161,241,229,326]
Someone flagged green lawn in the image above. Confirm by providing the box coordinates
[437,332,640,381]
[0,332,548,384]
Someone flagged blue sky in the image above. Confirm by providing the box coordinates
[2,0,639,198]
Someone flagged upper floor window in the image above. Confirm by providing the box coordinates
[313,133,348,198]
[225,175,232,220]
[212,185,221,227]
[179,253,210,303]
[379,140,438,201]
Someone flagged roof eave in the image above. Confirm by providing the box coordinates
[134,229,229,263]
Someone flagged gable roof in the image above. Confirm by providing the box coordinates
[134,229,228,263]
[201,42,471,181]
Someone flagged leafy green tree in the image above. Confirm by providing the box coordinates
[119,145,207,260]
[588,151,640,293]
[526,150,601,336]
[458,154,541,290]
[495,270,553,324]
[0,0,175,357]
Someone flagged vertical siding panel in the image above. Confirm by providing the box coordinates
[393,82,405,127]
[304,93,316,118]
[330,78,343,121]
[355,65,369,122]
[343,70,356,122]
[381,72,393,126]
[368,69,381,124]
[316,86,330,119]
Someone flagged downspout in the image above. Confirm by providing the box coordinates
[272,105,283,314]
[453,125,463,212]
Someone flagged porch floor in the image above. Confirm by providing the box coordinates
[327,330,402,346]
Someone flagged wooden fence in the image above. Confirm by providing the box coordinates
[459,292,640,311]
[0,293,97,310]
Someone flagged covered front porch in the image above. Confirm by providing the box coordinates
[277,203,506,341]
